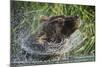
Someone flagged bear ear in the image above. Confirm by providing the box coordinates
[40,15,49,22]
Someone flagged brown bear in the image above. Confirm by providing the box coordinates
[23,15,80,61]
[36,15,80,44]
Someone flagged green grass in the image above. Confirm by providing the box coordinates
[11,1,95,56]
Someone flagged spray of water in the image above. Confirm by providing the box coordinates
[11,10,86,64]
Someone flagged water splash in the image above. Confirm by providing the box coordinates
[11,10,86,63]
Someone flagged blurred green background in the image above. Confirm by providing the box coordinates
[11,1,95,57]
